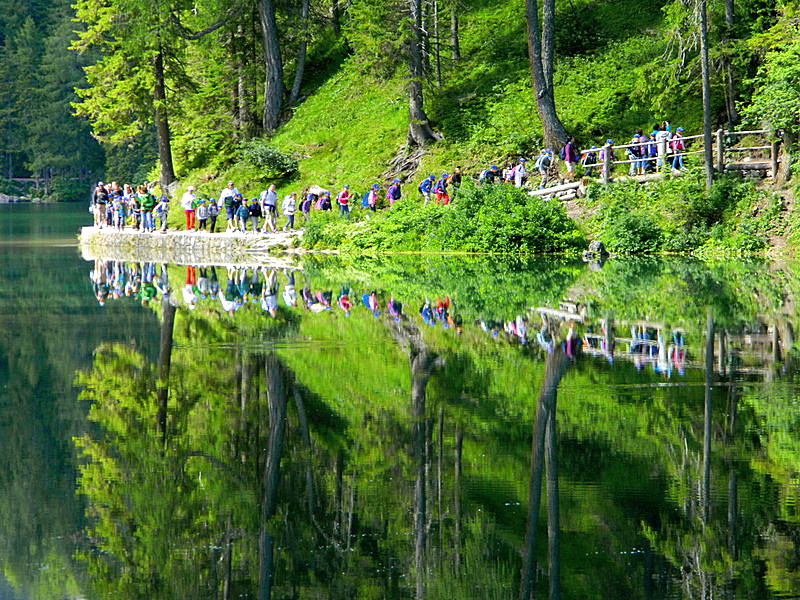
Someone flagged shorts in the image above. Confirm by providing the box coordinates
[225,205,235,219]
[565,161,576,173]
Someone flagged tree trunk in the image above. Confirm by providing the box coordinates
[545,406,560,600]
[433,0,442,87]
[153,47,176,192]
[289,0,310,105]
[699,0,714,190]
[541,0,555,93]
[237,25,257,139]
[454,425,462,570]
[450,3,460,63]
[332,0,341,35]
[258,0,285,132]
[156,296,176,444]
[293,386,316,514]
[722,0,739,126]
[702,312,713,526]
[520,349,570,600]
[524,0,567,149]
[407,0,438,147]
[257,353,287,600]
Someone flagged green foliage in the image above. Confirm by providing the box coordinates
[741,38,800,134]
[239,139,299,178]
[603,211,663,253]
[303,183,585,253]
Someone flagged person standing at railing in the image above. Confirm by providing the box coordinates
[670,128,686,170]
[581,147,598,177]
[512,158,527,188]
[645,134,658,172]
[628,134,644,175]
[652,121,671,171]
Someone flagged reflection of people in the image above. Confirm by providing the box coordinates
[282,269,297,307]
[182,266,198,310]
[338,286,352,316]
[260,268,279,318]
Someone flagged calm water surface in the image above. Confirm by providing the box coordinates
[5,204,800,599]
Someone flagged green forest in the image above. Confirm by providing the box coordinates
[5,0,799,208]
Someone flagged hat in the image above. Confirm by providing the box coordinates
[227,181,234,186]
[235,193,243,198]
[490,165,499,170]
[441,173,449,178]
[545,148,553,155]
[98,181,104,186]
[343,184,350,189]
[606,139,614,144]
[187,185,194,191]
[676,127,684,132]
[519,158,526,162]
[428,174,435,180]
[371,183,379,189]
[393,178,401,183]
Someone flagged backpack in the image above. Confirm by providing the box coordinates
[559,146,566,160]
[479,170,488,183]
[362,191,371,207]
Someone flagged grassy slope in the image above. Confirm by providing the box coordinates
[175,0,685,198]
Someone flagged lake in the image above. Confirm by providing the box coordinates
[4,203,800,600]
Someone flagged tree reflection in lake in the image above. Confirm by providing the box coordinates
[70,256,800,600]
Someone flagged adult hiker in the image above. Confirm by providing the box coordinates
[386,178,402,206]
[434,173,450,205]
[581,146,598,177]
[260,184,278,233]
[337,184,353,218]
[534,149,554,189]
[512,158,527,188]
[181,185,197,231]
[652,121,671,170]
[282,192,297,230]
[219,181,239,231]
[479,165,502,184]
[670,127,686,170]
[418,174,435,205]
[448,168,462,199]
[561,137,580,180]
[140,189,157,232]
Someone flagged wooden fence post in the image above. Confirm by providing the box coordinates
[715,129,725,173]
[771,137,780,183]
[602,144,611,185]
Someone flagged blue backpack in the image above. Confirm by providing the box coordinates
[361,191,370,207]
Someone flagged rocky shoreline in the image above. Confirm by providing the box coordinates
[79,226,304,267]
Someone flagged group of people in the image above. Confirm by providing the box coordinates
[90,182,170,232]
[90,121,691,235]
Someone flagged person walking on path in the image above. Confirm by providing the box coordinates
[534,149,554,189]
[512,158,527,188]
[282,192,297,230]
[418,174,434,205]
[140,190,157,232]
[366,183,379,212]
[386,178,402,206]
[434,173,450,205]
[260,184,278,232]
[448,168,462,200]
[196,199,209,230]
[219,181,239,231]
[207,199,219,232]
[562,137,580,180]
[247,197,262,232]
[181,185,197,231]
[337,185,353,218]
[653,121,671,171]
[155,195,170,232]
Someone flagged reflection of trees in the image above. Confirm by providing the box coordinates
[520,328,572,600]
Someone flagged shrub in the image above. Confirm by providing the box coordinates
[239,139,298,179]
[602,211,662,253]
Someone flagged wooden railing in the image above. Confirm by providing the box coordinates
[577,128,780,185]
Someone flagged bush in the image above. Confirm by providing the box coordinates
[602,211,662,253]
[302,182,585,254]
[239,139,298,179]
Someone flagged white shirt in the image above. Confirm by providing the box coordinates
[219,186,238,203]
[180,191,196,210]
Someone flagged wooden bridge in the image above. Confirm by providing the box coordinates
[530,128,781,201]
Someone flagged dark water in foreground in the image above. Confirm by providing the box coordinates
[4,204,800,600]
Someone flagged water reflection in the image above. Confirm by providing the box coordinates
[69,257,800,600]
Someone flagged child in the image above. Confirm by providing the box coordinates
[196,199,209,230]
[207,198,219,232]
[386,178,402,206]
[113,194,126,230]
[235,200,249,232]
[366,183,379,211]
[337,185,352,218]
[155,195,169,232]
[433,173,449,205]
[247,197,262,232]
